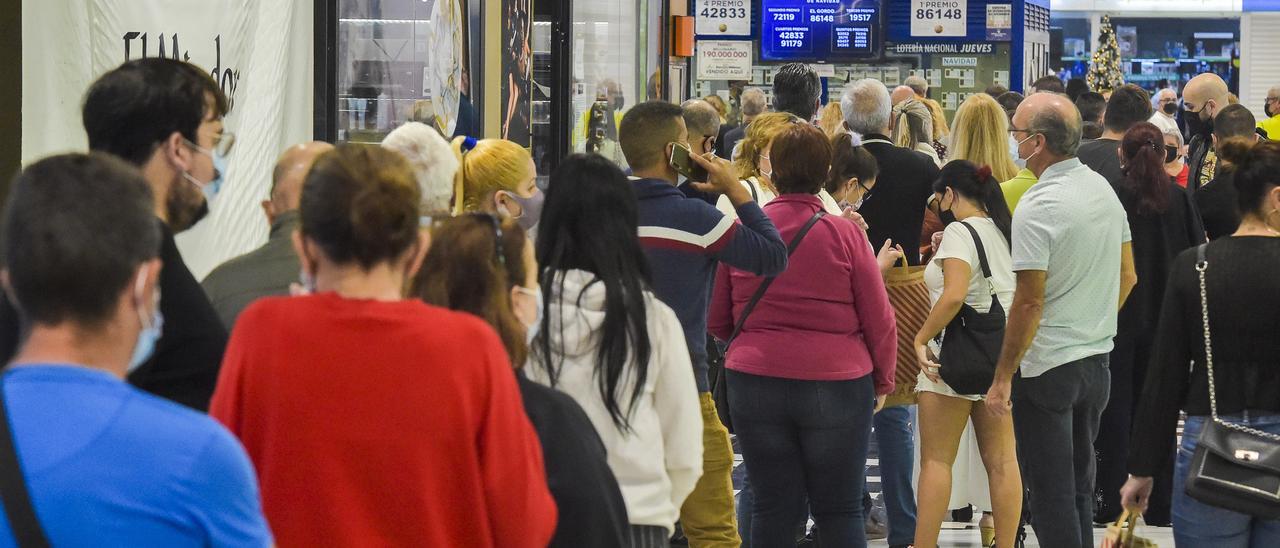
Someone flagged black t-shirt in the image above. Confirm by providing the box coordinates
[517,373,630,547]
[1078,138,1123,191]
[1195,170,1241,241]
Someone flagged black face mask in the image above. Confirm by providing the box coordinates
[1267,102,1276,119]
[939,193,957,225]
[1166,145,1179,164]
[1184,107,1213,137]
[1162,102,1178,115]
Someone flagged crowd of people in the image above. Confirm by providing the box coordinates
[2,55,1280,548]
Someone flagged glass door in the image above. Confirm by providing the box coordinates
[332,0,479,144]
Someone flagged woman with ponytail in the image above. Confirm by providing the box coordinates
[1123,138,1280,544]
[1094,121,1206,526]
[452,137,544,232]
[912,161,1022,548]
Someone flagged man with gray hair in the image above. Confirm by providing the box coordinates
[719,88,766,159]
[1149,88,1180,136]
[682,99,723,156]
[986,92,1137,547]
[904,74,929,98]
[841,78,937,548]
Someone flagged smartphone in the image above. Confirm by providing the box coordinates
[669,142,709,182]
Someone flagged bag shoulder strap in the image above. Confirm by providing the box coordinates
[728,210,826,344]
[746,178,759,202]
[0,378,53,548]
[957,221,993,279]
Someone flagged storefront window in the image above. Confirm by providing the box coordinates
[336,0,479,144]
[568,1,664,171]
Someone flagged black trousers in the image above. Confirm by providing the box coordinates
[1013,354,1111,548]
[1095,332,1174,525]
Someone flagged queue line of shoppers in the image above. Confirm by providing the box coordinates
[4,55,1280,548]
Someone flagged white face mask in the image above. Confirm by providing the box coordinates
[1016,133,1041,164]
[513,285,543,345]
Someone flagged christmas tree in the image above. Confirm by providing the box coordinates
[1088,15,1126,93]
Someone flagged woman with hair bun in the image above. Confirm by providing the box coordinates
[1093,122,1205,526]
[453,137,544,232]
[1123,138,1280,544]
[210,145,557,547]
[912,160,1021,548]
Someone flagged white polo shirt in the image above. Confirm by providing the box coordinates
[1011,158,1132,377]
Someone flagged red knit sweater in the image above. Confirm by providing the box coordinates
[210,293,556,547]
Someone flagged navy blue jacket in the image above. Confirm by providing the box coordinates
[631,177,787,391]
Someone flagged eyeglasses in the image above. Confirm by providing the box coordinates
[465,212,506,267]
[184,131,236,157]
[1008,126,1032,135]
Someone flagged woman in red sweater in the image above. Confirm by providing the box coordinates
[709,124,898,546]
[209,145,556,547]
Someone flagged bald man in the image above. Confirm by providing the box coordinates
[202,141,334,329]
[1260,85,1280,141]
[891,85,915,106]
[990,92,1136,547]
[1182,73,1232,189]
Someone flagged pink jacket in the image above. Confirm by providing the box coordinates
[709,194,898,395]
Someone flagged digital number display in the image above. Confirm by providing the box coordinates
[762,0,882,61]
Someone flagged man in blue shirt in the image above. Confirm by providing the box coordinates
[0,154,272,546]
[620,100,787,546]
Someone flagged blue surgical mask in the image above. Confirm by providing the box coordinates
[128,274,163,374]
[515,285,543,345]
[182,143,227,202]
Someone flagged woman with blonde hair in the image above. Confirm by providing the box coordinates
[819,102,846,137]
[923,98,951,160]
[723,112,801,215]
[892,99,942,166]
[452,137,543,231]
[948,94,1020,183]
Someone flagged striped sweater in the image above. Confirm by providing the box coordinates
[631,177,788,391]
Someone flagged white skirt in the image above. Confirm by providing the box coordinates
[914,370,983,402]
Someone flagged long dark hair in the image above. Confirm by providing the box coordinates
[933,160,1013,247]
[533,154,653,431]
[1120,122,1172,215]
[826,133,879,194]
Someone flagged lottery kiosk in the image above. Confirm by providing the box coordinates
[690,0,1052,123]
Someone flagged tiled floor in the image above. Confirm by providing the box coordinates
[866,523,1176,546]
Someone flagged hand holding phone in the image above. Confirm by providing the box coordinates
[686,150,751,206]
[669,143,709,182]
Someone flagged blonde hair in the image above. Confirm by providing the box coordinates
[923,98,950,139]
[949,94,1020,182]
[891,99,933,151]
[734,112,801,193]
[451,137,533,215]
[703,94,729,120]
[818,102,846,137]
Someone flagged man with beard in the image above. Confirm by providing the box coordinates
[1182,73,1232,190]
[0,58,233,411]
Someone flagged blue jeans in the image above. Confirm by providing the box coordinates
[728,370,874,548]
[870,405,917,546]
[1173,414,1280,547]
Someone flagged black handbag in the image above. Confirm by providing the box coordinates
[711,210,826,434]
[1,377,53,547]
[937,221,1007,396]
[1184,243,1280,518]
